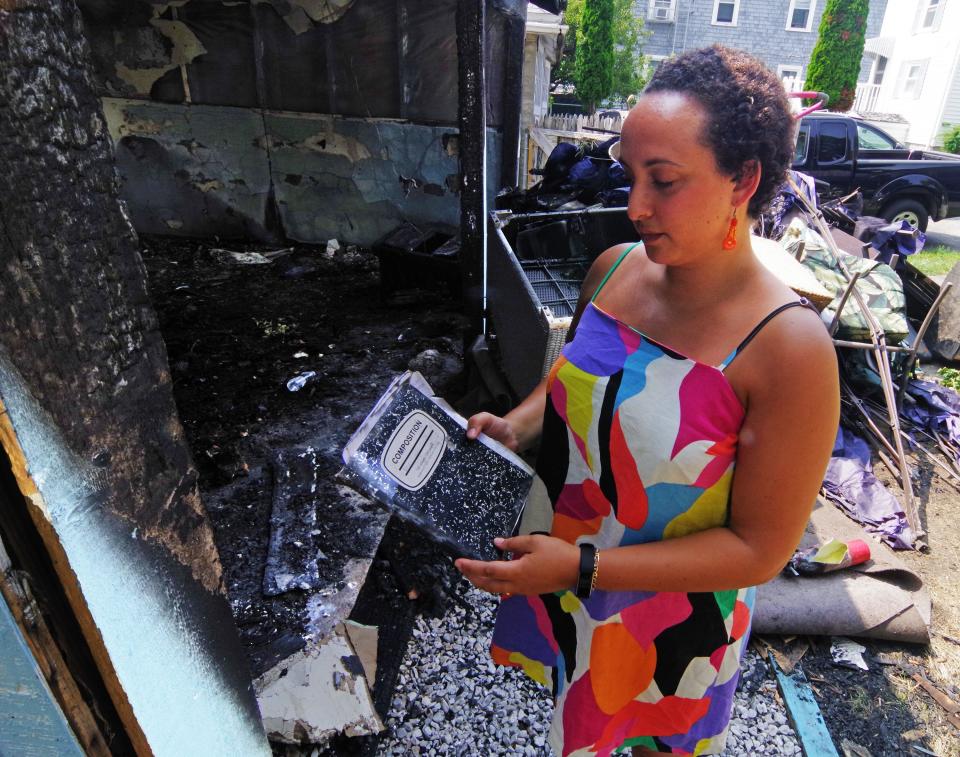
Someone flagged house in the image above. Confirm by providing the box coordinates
[635,0,885,91]
[520,6,567,184]
[857,0,960,149]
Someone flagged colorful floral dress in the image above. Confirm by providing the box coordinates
[491,245,809,756]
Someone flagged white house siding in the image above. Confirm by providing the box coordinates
[635,0,885,84]
[870,0,960,148]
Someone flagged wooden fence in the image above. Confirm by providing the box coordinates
[523,111,623,189]
[536,111,624,134]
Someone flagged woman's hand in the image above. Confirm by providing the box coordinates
[466,412,520,452]
[455,535,580,596]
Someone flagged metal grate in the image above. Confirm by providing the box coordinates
[521,257,591,317]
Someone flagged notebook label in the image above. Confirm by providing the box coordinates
[381,410,447,491]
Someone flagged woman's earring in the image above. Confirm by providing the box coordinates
[722,216,738,250]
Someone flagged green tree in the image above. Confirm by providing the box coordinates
[555,0,648,109]
[574,0,615,113]
[610,0,649,102]
[805,0,870,112]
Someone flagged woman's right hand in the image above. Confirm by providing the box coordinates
[466,412,520,452]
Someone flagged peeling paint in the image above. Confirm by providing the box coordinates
[114,19,206,96]
[301,132,371,162]
[100,98,500,245]
[192,179,223,193]
[110,115,163,139]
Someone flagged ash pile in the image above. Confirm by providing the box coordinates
[142,232,471,752]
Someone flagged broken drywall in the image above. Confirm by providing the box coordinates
[252,0,357,33]
[255,626,383,745]
[81,4,207,100]
[114,18,206,96]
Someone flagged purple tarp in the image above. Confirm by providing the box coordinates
[822,427,914,549]
[902,378,960,463]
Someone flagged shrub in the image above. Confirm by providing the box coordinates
[943,124,960,154]
[805,0,869,112]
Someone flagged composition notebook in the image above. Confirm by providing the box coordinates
[339,371,533,561]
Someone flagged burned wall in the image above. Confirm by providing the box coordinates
[81,0,511,245]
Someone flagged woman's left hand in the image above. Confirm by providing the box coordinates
[454,535,581,596]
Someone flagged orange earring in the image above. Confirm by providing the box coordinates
[722,215,738,250]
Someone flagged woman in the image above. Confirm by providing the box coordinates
[456,46,839,756]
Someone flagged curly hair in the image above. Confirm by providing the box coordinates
[644,45,794,217]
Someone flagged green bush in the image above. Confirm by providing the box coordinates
[943,124,960,154]
[938,367,960,392]
[805,0,869,112]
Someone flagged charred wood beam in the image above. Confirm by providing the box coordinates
[499,4,527,191]
[0,1,270,753]
[457,0,487,337]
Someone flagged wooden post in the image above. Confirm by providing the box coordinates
[499,5,527,192]
[457,0,487,338]
[0,2,270,752]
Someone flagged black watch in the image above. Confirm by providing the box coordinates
[575,543,597,599]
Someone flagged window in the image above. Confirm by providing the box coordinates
[647,55,667,75]
[871,56,887,86]
[712,0,739,25]
[857,123,898,150]
[778,64,803,91]
[794,123,811,164]
[817,122,848,163]
[916,0,946,31]
[648,0,676,23]
[786,0,816,31]
[896,60,928,99]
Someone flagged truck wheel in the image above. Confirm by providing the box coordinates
[883,199,929,232]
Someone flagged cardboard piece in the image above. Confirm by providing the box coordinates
[343,620,379,687]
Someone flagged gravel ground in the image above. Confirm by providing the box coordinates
[377,582,803,756]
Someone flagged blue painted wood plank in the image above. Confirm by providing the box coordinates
[0,595,84,757]
[770,656,840,757]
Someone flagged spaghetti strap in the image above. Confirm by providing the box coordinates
[719,298,818,371]
[590,242,643,303]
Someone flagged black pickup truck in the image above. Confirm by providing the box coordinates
[794,112,960,230]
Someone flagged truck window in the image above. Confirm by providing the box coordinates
[794,123,810,164]
[857,123,897,150]
[818,122,847,164]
